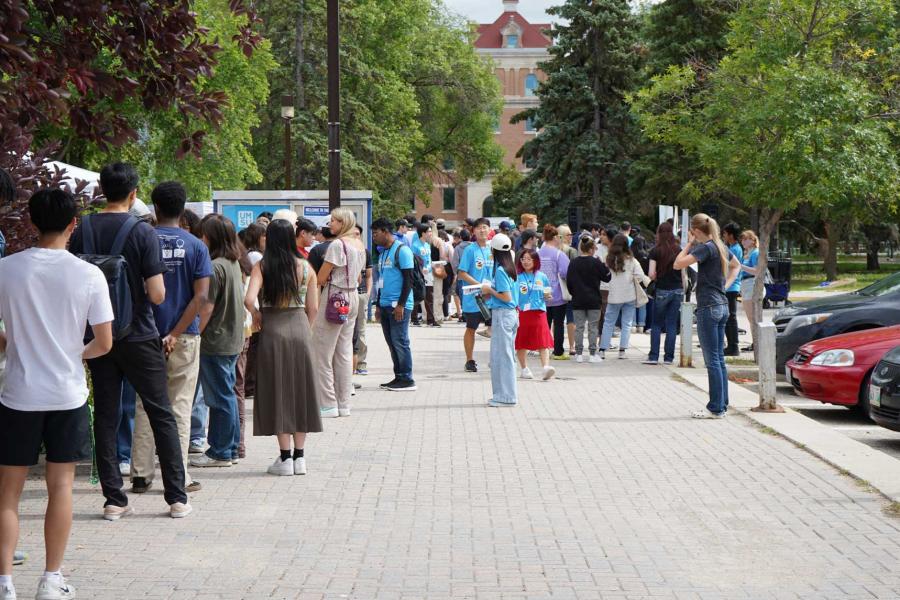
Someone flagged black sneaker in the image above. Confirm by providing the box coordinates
[411,319,423,327]
[380,378,399,389]
[465,360,477,372]
[385,379,417,392]
[131,477,152,494]
[353,382,362,390]
[428,322,442,327]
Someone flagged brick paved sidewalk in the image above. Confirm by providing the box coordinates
[11,321,900,599]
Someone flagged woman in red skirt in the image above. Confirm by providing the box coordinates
[515,249,556,380]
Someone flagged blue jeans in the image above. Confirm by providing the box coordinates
[380,306,413,381]
[648,289,683,363]
[116,379,136,463]
[489,308,519,404]
[600,302,636,351]
[696,303,729,414]
[199,354,240,461]
[190,385,207,447]
[635,304,647,328]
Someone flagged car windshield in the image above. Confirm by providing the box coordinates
[857,271,900,297]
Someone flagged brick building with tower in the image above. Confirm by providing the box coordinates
[414,0,551,224]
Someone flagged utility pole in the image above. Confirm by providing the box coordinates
[327,0,341,209]
[281,95,294,189]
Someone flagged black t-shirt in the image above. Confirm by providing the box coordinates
[69,212,167,342]
[648,246,682,291]
[357,248,372,294]
[689,240,727,308]
[566,255,612,310]
[308,241,332,274]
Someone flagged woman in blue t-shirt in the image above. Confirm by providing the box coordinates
[480,234,519,406]
[513,248,556,381]
[739,230,761,352]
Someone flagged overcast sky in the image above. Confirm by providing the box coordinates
[443,0,558,25]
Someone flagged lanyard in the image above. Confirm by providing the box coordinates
[477,244,490,272]
[379,242,399,273]
[522,273,537,298]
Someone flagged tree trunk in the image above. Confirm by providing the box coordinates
[823,220,841,281]
[753,208,784,367]
[866,240,880,270]
[294,0,306,187]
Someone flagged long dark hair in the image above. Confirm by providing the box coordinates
[653,222,681,278]
[261,220,303,307]
[239,223,266,253]
[494,248,516,279]
[606,233,632,273]
[200,214,242,261]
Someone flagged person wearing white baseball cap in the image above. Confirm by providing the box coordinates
[479,233,520,407]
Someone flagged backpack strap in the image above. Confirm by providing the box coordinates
[110,216,141,256]
[81,214,95,254]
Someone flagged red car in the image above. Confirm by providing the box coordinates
[785,325,900,415]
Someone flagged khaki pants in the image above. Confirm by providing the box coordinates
[131,335,200,484]
[432,280,444,321]
[313,287,359,412]
[354,292,369,371]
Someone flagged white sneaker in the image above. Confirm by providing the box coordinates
[520,367,534,380]
[642,359,659,365]
[189,455,233,468]
[575,354,584,363]
[338,408,351,417]
[320,407,339,418]
[618,349,627,360]
[35,576,75,600]
[169,502,192,519]
[267,457,294,476]
[0,583,15,600]
[542,365,556,381]
[102,504,134,522]
[691,408,725,419]
[588,354,603,364]
[294,457,307,475]
[118,462,131,477]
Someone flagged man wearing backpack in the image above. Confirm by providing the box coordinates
[0,188,114,600]
[68,163,190,521]
[371,218,416,391]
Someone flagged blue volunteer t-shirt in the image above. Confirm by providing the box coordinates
[742,248,759,276]
[412,234,432,273]
[378,241,414,311]
[152,226,213,336]
[488,266,519,310]
[516,271,550,312]
[727,242,743,291]
[458,242,494,313]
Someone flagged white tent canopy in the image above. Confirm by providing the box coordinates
[45,161,100,195]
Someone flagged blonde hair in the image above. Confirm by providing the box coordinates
[329,208,356,238]
[690,213,728,277]
[557,224,573,251]
[740,230,759,248]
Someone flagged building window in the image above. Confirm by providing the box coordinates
[525,117,536,132]
[442,187,456,211]
[442,157,455,171]
[525,74,538,96]
[505,34,518,48]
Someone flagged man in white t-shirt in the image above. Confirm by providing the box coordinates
[0,188,114,600]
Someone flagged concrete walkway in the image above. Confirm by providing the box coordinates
[11,320,900,599]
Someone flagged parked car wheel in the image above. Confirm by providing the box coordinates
[851,371,873,420]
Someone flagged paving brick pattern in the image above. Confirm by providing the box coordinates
[11,322,900,599]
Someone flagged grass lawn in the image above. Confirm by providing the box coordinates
[788,260,900,293]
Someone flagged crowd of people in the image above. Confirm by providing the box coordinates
[0,160,763,599]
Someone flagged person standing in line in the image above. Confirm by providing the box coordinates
[643,222,683,366]
[68,162,189,521]
[239,223,266,266]
[566,236,611,363]
[457,218,494,372]
[594,226,615,349]
[630,226,651,333]
[411,223,437,327]
[674,214,741,418]
[294,218,317,259]
[515,213,539,251]
[514,248,556,381]
[451,228,471,322]
[307,225,335,274]
[438,230,454,320]
[480,234,519,406]
[556,224,579,356]
[537,225,571,360]
[131,182,212,495]
[190,214,245,468]
[238,223,266,403]
[313,209,367,417]
[352,224,372,375]
[371,218,417,391]
[598,234,650,360]
[721,222,743,356]
[233,245,255,462]
[0,189,114,600]
[739,230,761,352]
[245,220,321,476]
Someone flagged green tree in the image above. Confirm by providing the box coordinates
[632,0,900,348]
[490,163,525,218]
[514,0,641,223]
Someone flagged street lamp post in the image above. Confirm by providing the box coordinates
[327,0,341,210]
[281,94,294,190]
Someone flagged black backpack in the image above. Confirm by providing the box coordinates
[410,252,427,304]
[77,215,140,340]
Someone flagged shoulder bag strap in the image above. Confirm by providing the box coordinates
[81,214,95,254]
[110,216,140,256]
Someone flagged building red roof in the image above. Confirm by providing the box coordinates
[474,11,552,49]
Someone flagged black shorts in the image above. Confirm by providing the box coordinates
[0,402,91,466]
[463,311,492,330]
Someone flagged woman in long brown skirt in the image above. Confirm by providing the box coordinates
[244,219,321,476]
